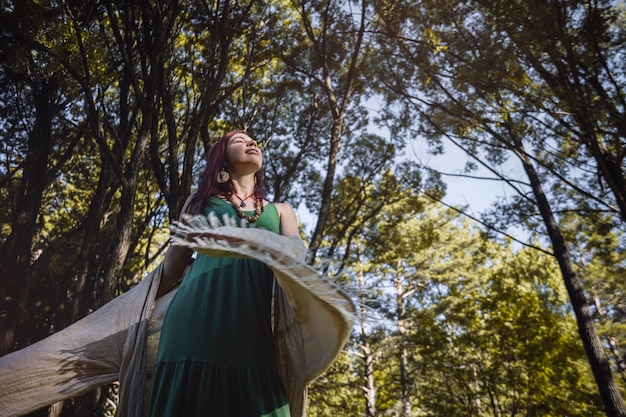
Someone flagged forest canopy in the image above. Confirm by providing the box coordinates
[0,0,624,416]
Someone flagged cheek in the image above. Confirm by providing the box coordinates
[224,147,237,165]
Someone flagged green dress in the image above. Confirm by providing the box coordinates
[148,198,291,417]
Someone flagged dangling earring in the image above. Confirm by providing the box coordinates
[217,169,230,183]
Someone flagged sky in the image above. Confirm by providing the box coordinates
[294,135,523,240]
[292,91,531,242]
[409,138,520,213]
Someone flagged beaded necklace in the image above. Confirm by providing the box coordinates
[227,192,262,223]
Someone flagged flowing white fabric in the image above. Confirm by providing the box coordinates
[0,223,356,417]
[0,262,163,417]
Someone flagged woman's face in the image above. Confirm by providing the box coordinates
[224,132,262,175]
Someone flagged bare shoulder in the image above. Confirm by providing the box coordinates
[273,202,299,236]
[273,201,295,215]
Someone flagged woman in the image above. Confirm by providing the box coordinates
[148,130,299,417]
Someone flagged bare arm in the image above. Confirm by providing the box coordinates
[275,202,299,237]
[156,196,195,297]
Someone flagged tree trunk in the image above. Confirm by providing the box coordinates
[0,79,56,355]
[395,262,411,417]
[309,120,343,259]
[358,270,377,417]
[296,0,368,261]
[101,128,151,302]
[70,162,117,321]
[515,139,626,417]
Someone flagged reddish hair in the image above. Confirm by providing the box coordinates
[188,130,266,214]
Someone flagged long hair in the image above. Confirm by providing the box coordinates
[188,130,267,214]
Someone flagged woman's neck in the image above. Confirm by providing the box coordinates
[230,175,256,197]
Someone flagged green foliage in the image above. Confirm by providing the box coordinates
[1,0,624,415]
[308,349,366,416]
[373,0,625,229]
[369,0,626,413]
[310,194,604,416]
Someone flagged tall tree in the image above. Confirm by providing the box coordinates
[475,0,626,221]
[309,193,604,416]
[0,0,290,415]
[372,0,626,414]
[275,0,375,259]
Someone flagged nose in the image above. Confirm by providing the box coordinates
[246,139,258,148]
